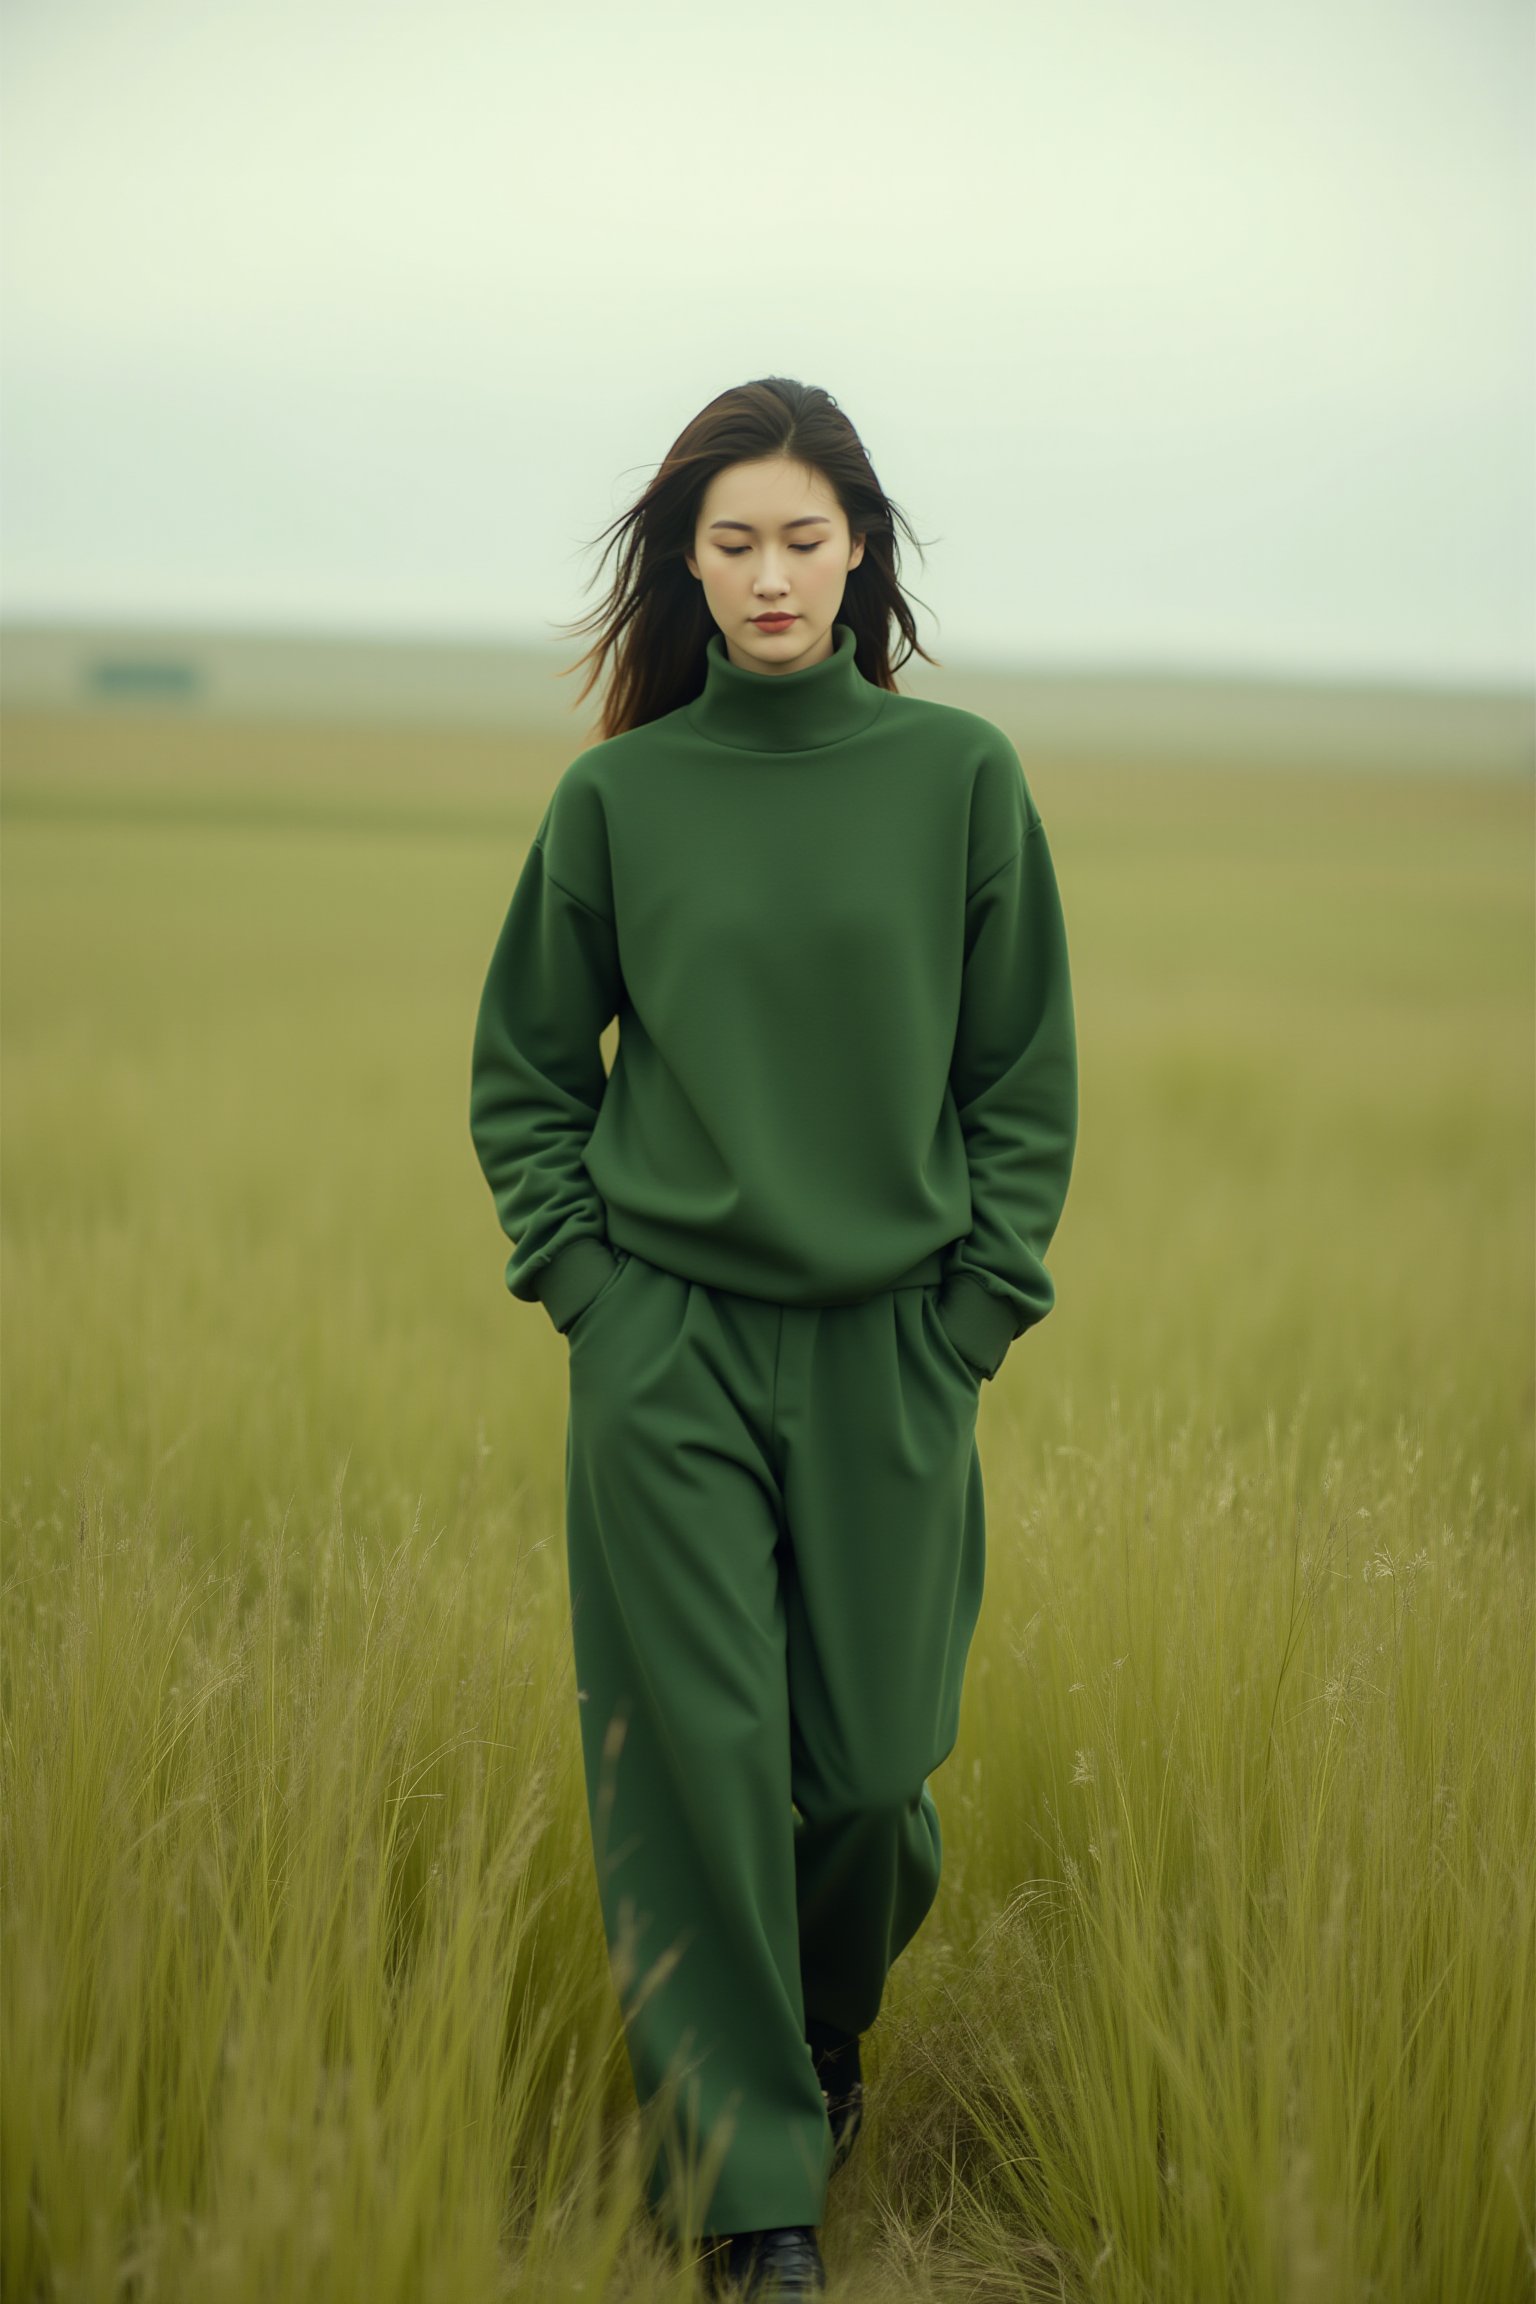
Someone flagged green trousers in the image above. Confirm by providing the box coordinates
[562,1246,987,2242]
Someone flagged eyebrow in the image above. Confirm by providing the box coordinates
[708,515,833,532]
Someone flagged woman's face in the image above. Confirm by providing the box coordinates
[685,456,865,675]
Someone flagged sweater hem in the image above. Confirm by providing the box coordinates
[603,1236,950,1305]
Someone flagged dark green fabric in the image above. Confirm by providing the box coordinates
[562,1249,988,2240]
[535,1232,621,1335]
[467,628,1079,2237]
[469,619,1077,1382]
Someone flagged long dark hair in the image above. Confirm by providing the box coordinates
[551,377,941,739]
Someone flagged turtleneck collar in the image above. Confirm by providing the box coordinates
[686,620,887,753]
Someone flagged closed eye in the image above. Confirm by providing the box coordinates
[717,543,822,556]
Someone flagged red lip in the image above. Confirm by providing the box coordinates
[752,614,796,626]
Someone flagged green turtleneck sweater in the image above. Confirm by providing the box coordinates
[469,620,1077,1381]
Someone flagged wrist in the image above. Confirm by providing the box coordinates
[536,1237,620,1334]
[936,1273,1015,1380]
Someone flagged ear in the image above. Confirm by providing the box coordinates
[848,533,866,570]
[684,550,699,579]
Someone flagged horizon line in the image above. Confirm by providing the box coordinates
[1,610,1530,701]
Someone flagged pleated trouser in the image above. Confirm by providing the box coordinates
[561,1244,987,2242]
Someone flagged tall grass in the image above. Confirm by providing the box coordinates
[878,1402,1531,2301]
[2,1480,692,2301]
[2,714,1531,2299]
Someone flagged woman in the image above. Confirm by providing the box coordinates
[469,377,1078,2300]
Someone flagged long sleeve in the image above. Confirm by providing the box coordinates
[468,804,625,1334]
[935,814,1079,1380]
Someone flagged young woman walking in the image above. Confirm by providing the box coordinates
[469,377,1078,2300]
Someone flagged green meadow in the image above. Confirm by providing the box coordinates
[2,707,1531,2303]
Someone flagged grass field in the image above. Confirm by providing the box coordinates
[2,707,1532,2302]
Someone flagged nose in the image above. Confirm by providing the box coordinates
[751,550,795,599]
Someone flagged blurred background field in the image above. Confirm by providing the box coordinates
[3,696,1530,1539]
[2,698,1531,2301]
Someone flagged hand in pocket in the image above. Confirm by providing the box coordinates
[566,1250,632,1343]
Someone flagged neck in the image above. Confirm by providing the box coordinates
[688,621,886,753]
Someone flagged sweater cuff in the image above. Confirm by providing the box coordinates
[936,1273,1016,1381]
[534,1237,620,1334]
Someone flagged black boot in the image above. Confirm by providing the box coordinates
[805,2017,864,2172]
[701,2224,826,2299]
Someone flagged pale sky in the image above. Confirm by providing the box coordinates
[2,0,1531,683]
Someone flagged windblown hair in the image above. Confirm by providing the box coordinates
[551,377,940,739]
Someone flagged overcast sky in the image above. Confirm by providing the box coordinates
[2,0,1530,683]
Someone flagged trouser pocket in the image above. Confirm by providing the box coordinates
[923,1284,985,1393]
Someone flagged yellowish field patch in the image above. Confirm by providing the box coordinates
[3,713,1531,2301]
